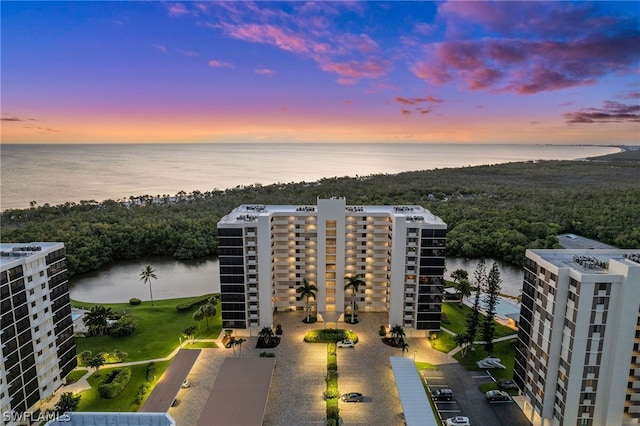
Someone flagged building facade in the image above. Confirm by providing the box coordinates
[1,243,76,421]
[514,249,640,426]
[217,198,447,336]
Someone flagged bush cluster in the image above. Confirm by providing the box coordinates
[109,316,135,337]
[176,295,214,312]
[146,362,156,382]
[97,368,131,399]
[129,298,141,305]
[133,382,150,406]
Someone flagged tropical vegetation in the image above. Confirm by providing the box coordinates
[344,274,365,324]
[2,156,638,277]
[139,265,157,306]
[296,279,318,323]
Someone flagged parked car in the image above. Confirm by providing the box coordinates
[181,379,190,388]
[498,379,518,390]
[485,390,512,402]
[336,339,355,348]
[431,388,454,401]
[341,392,363,402]
[445,416,471,426]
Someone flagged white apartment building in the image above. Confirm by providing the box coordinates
[514,249,640,426]
[217,198,447,337]
[1,243,76,423]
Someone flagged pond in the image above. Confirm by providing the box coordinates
[69,256,523,303]
[69,257,221,303]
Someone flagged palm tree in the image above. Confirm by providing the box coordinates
[139,265,158,306]
[401,342,410,357]
[344,274,365,324]
[454,277,472,305]
[192,309,205,329]
[259,327,274,346]
[83,306,112,336]
[232,337,246,357]
[199,302,216,329]
[390,325,405,346]
[87,354,105,372]
[296,279,318,323]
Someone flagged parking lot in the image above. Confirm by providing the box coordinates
[423,364,530,426]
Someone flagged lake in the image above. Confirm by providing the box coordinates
[69,257,522,303]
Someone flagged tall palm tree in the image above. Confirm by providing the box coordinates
[401,342,410,357]
[344,274,365,324]
[83,306,112,335]
[296,279,318,323]
[139,265,158,306]
[192,309,205,329]
[454,277,472,305]
[199,302,216,329]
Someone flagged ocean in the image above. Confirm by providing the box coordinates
[0,143,620,211]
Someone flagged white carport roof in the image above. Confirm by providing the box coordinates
[390,356,439,426]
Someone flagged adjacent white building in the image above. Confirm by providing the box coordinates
[217,198,447,336]
[1,243,76,422]
[514,249,640,426]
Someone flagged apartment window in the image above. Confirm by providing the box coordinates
[37,350,43,356]
[28,276,33,282]
[41,283,46,289]
[31,301,36,307]
[34,326,39,333]
[40,271,44,277]
[33,313,38,320]
[44,307,49,313]
[29,289,35,295]
[43,295,47,301]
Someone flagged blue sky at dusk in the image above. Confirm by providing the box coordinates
[1,1,639,144]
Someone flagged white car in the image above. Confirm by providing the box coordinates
[445,416,470,426]
[336,339,355,348]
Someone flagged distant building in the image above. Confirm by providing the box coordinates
[514,248,640,426]
[217,198,447,336]
[1,243,76,422]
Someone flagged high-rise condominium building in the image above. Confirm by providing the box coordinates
[1,243,76,420]
[217,198,447,336]
[514,249,640,426]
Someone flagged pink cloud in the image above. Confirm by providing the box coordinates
[221,23,312,54]
[320,59,391,83]
[254,68,276,76]
[177,50,198,57]
[393,96,443,105]
[208,60,234,69]
[153,44,168,53]
[564,101,640,123]
[167,3,189,17]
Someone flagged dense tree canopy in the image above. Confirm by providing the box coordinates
[2,153,639,277]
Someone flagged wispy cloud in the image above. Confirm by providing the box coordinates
[167,3,190,18]
[208,60,234,69]
[254,68,276,76]
[393,96,443,105]
[153,44,168,53]
[563,101,640,123]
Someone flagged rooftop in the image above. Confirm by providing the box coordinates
[0,242,63,268]
[531,249,640,274]
[44,412,175,426]
[556,233,617,250]
[219,201,445,226]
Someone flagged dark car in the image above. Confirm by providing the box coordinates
[341,392,363,402]
[485,390,512,402]
[498,380,518,390]
[431,388,454,401]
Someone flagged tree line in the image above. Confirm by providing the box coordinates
[2,155,638,277]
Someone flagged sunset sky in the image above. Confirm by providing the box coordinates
[2,1,639,144]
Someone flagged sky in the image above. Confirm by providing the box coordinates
[1,1,639,144]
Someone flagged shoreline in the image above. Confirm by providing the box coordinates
[0,144,628,212]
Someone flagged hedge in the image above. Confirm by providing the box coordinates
[176,295,214,312]
[97,368,132,399]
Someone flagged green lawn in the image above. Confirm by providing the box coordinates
[441,302,516,339]
[73,295,221,362]
[66,369,88,384]
[453,339,517,381]
[77,360,171,412]
[428,331,457,353]
[184,341,218,349]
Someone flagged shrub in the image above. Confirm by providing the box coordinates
[97,368,131,399]
[133,382,150,406]
[327,419,337,426]
[146,362,156,382]
[441,312,450,324]
[275,324,283,335]
[326,406,340,422]
[129,298,141,305]
[324,389,339,399]
[176,295,213,312]
[108,316,135,337]
[379,325,387,336]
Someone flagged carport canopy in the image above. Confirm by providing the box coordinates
[141,349,201,412]
[390,356,439,426]
[197,357,277,426]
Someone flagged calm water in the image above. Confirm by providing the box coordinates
[69,257,220,303]
[0,143,619,210]
[69,256,520,303]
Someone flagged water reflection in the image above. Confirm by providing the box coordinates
[69,257,220,303]
[445,258,523,297]
[69,256,523,303]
